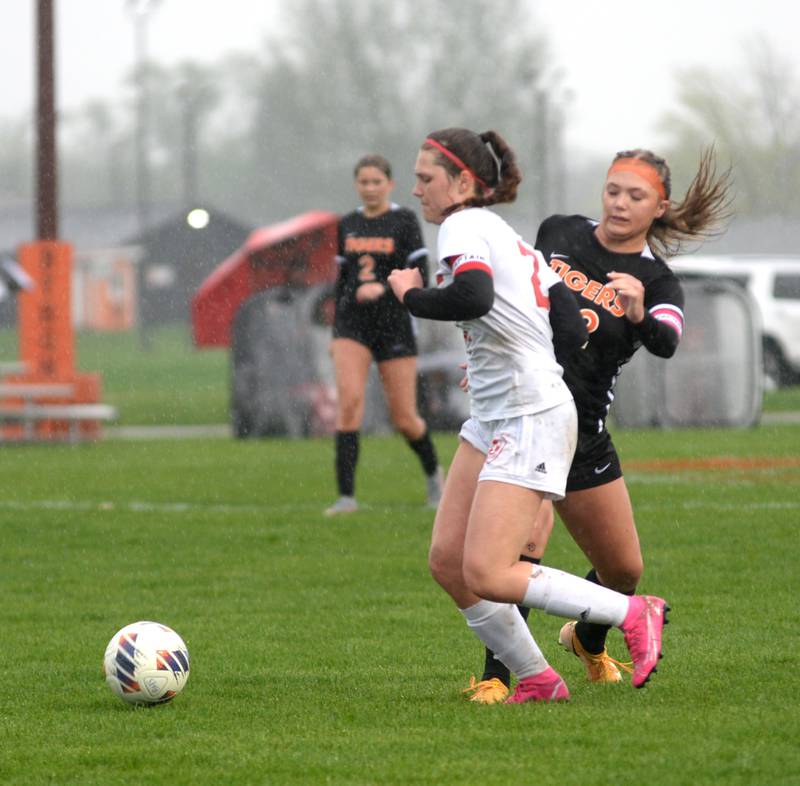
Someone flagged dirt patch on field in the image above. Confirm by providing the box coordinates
[625,456,800,473]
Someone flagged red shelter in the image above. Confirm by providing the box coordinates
[191,211,338,347]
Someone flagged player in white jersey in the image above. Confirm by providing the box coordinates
[435,208,573,422]
[388,127,669,702]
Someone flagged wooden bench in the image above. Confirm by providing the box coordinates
[0,402,118,443]
[0,382,76,399]
[0,361,28,376]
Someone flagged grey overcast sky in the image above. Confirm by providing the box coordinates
[1,0,798,157]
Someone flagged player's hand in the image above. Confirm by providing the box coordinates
[388,267,424,303]
[458,362,469,392]
[607,271,646,324]
[355,282,387,303]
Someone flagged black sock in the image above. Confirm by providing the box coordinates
[481,556,539,686]
[574,568,634,655]
[407,429,439,477]
[335,430,359,497]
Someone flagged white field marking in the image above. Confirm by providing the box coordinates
[0,499,428,515]
[0,499,322,515]
[0,496,796,517]
[635,500,800,512]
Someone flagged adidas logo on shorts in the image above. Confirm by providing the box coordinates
[535,462,547,474]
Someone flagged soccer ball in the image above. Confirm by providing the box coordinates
[103,620,190,705]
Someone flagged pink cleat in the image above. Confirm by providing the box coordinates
[620,595,670,688]
[504,667,569,704]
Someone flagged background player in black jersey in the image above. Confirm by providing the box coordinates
[325,154,443,516]
[466,147,732,703]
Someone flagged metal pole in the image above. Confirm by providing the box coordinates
[535,89,550,220]
[133,12,151,237]
[36,0,57,240]
[182,87,197,207]
[127,0,161,349]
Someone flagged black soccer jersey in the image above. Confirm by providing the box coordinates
[334,204,429,336]
[536,214,684,434]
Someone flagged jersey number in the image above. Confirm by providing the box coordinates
[357,254,377,282]
[581,308,600,333]
[517,241,549,308]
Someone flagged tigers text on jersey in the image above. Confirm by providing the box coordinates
[335,204,428,325]
[435,208,573,421]
[535,214,685,433]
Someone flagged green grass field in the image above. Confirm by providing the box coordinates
[1,323,798,425]
[1,422,799,785]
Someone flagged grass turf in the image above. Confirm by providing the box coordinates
[1,425,799,785]
[0,323,798,425]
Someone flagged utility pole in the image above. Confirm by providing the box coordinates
[36,0,57,240]
[14,0,107,441]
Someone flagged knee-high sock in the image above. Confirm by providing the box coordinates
[335,430,359,496]
[461,599,548,680]
[406,429,439,477]
[521,564,628,626]
[482,557,538,685]
[575,568,635,655]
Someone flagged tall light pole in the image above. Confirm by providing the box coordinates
[127,0,161,238]
[126,0,161,348]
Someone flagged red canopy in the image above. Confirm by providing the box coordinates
[191,211,338,347]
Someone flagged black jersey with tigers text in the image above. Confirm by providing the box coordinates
[536,214,684,433]
[334,204,428,335]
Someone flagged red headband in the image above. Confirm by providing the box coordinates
[607,158,667,200]
[424,137,490,189]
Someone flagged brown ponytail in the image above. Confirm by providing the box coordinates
[611,147,733,257]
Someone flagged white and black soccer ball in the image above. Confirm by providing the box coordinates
[103,621,190,705]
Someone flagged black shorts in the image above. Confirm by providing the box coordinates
[333,317,418,363]
[566,428,623,492]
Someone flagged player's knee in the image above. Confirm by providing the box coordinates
[599,558,643,594]
[428,543,461,591]
[391,411,422,438]
[461,559,502,602]
[337,397,364,428]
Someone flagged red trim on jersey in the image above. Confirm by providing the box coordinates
[454,260,492,277]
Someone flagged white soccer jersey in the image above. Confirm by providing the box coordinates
[436,207,573,420]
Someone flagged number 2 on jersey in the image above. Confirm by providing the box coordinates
[517,241,549,308]
[357,254,377,282]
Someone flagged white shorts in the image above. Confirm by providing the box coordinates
[459,401,578,500]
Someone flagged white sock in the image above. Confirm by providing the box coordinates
[461,599,548,679]
[521,564,628,626]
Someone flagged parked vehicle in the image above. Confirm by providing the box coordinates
[669,255,800,388]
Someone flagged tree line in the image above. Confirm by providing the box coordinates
[0,2,797,237]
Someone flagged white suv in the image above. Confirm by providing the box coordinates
[669,254,800,388]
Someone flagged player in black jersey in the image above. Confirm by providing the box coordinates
[466,147,732,703]
[325,154,443,516]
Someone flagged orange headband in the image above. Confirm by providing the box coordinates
[424,137,490,189]
[607,158,667,200]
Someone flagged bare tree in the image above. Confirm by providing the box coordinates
[244,0,558,221]
[0,118,34,203]
[663,35,800,217]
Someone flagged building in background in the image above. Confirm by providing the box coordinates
[125,207,252,326]
[72,245,139,331]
